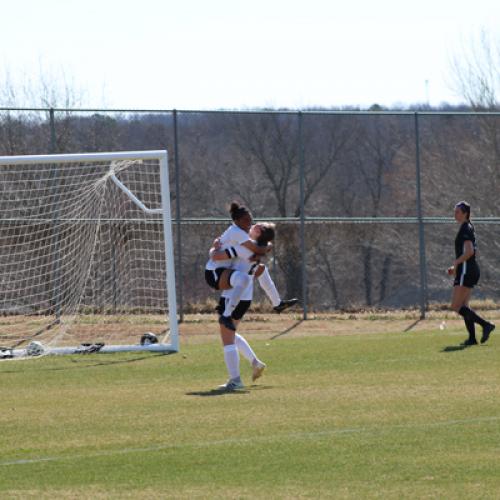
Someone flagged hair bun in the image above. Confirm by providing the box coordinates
[229,202,240,214]
[228,201,251,221]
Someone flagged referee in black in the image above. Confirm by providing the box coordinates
[448,201,495,345]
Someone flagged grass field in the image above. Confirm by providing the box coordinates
[1,312,499,498]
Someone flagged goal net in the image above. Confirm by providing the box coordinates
[0,150,178,359]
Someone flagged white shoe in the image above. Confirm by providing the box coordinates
[252,360,266,382]
[218,378,245,391]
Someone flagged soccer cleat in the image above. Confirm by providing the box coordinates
[218,378,245,391]
[480,323,495,344]
[460,338,478,346]
[252,360,266,382]
[273,298,299,313]
[218,315,236,331]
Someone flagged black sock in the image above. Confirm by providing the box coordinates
[459,306,488,328]
[463,318,476,340]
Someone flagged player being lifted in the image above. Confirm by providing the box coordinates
[205,201,298,332]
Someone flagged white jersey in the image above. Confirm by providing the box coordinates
[221,243,257,302]
[205,223,249,271]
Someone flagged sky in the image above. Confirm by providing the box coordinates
[0,0,499,110]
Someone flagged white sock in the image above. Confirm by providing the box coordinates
[258,267,281,307]
[223,344,240,380]
[223,272,251,317]
[235,333,259,364]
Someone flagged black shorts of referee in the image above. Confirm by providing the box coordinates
[453,262,480,288]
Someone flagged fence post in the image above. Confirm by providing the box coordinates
[173,110,184,323]
[414,112,428,319]
[298,111,308,319]
[49,108,56,153]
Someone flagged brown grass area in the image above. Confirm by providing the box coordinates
[178,307,500,343]
[2,306,499,347]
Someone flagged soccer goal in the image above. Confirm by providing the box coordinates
[0,150,179,359]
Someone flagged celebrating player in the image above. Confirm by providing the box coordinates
[205,201,298,332]
[447,201,495,346]
[210,222,276,390]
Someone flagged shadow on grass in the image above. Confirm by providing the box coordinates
[269,320,303,340]
[186,385,273,397]
[186,388,250,397]
[403,318,422,332]
[441,344,475,352]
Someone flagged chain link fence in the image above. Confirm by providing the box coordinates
[1,107,499,319]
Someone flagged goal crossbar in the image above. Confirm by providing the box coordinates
[0,150,168,166]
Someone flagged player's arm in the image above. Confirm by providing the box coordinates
[212,237,222,250]
[253,263,266,278]
[223,226,271,255]
[448,240,474,275]
[241,240,272,255]
[209,246,239,261]
[454,240,474,266]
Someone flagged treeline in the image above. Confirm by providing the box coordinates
[0,108,499,311]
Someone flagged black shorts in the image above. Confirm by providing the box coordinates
[454,263,480,288]
[218,297,252,321]
[205,268,234,290]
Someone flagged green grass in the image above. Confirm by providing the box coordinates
[1,325,499,498]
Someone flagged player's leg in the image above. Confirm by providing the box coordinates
[219,271,251,330]
[235,330,260,364]
[219,324,244,390]
[454,270,495,344]
[461,296,495,344]
[452,285,476,345]
[208,269,237,331]
[232,306,266,382]
[462,293,477,344]
[255,265,299,313]
[217,269,233,290]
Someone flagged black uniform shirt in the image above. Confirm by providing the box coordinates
[455,221,477,264]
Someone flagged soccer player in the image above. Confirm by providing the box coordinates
[205,201,298,331]
[211,223,276,390]
[448,201,495,346]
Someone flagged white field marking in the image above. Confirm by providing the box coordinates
[1,415,499,467]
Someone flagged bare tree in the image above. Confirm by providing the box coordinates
[449,29,500,110]
[355,117,408,305]
[230,113,354,299]
[449,29,500,184]
[0,64,89,154]
[446,28,500,207]
[0,63,86,109]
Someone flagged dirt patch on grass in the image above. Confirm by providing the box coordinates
[178,309,500,343]
[2,309,498,347]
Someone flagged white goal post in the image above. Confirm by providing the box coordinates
[0,150,179,358]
